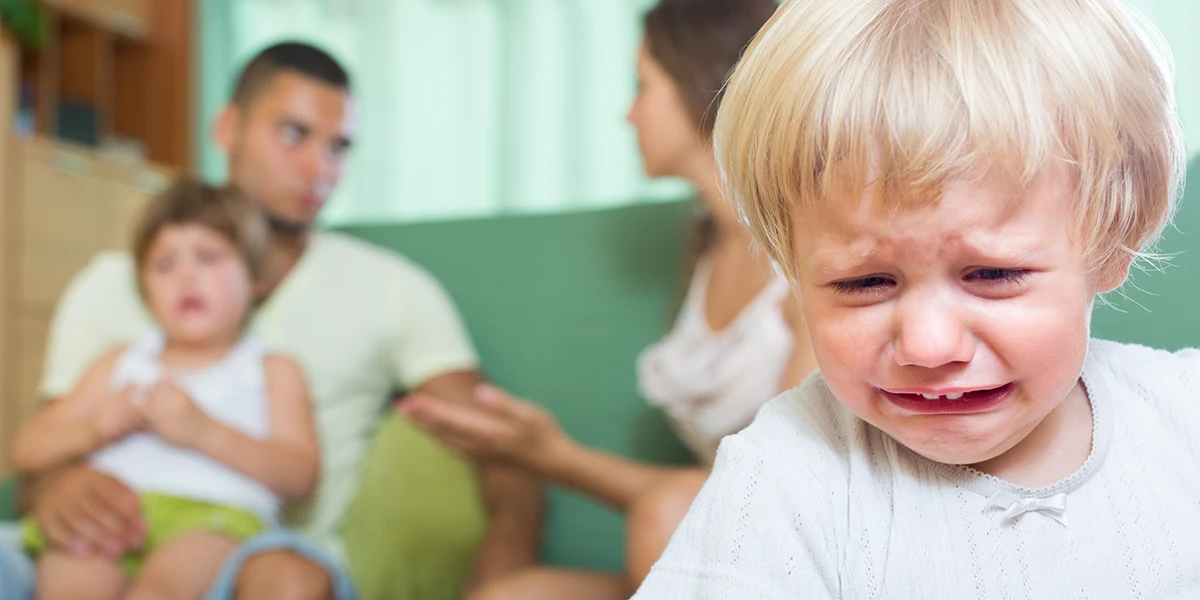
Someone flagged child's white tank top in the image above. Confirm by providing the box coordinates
[636,258,794,465]
[89,330,279,524]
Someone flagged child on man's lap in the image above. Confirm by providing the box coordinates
[12,181,320,599]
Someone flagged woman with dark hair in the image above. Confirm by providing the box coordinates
[404,0,813,597]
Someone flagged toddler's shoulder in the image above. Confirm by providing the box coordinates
[1088,338,1200,387]
[1087,338,1200,423]
[729,372,867,479]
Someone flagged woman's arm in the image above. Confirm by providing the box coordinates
[540,433,679,511]
[149,354,320,500]
[12,347,133,475]
[401,384,680,512]
[779,293,818,390]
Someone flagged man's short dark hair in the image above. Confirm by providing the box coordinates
[231,42,351,107]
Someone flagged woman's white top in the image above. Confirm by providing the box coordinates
[637,258,794,464]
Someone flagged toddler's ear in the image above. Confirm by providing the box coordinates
[1095,253,1135,294]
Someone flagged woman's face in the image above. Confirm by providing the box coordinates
[627,41,705,178]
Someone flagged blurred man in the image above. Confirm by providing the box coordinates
[2,42,541,600]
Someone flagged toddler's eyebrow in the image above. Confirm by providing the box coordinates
[810,242,878,278]
[958,235,1050,265]
[809,235,1050,278]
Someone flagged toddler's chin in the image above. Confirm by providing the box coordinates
[886,429,1018,467]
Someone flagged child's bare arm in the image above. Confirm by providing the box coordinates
[178,355,320,500]
[12,347,134,476]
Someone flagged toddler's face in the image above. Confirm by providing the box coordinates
[792,161,1121,466]
[142,224,253,347]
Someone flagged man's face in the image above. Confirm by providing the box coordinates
[221,71,356,229]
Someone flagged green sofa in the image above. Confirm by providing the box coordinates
[2,154,1197,597]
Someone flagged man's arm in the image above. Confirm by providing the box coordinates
[415,370,544,590]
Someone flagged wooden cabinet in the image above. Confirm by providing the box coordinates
[24,0,192,168]
[16,314,51,441]
[0,2,187,476]
[18,137,169,304]
[0,31,17,475]
[19,140,110,305]
[0,135,171,475]
[49,0,151,39]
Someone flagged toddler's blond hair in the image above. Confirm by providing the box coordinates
[715,0,1185,281]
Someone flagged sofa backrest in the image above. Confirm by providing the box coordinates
[342,200,696,570]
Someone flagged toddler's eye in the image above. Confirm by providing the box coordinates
[197,250,223,265]
[152,257,175,274]
[832,276,895,295]
[965,269,1031,286]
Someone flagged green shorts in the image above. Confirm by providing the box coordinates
[22,493,265,576]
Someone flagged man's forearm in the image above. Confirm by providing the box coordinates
[467,463,544,589]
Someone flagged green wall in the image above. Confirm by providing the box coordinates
[1092,156,1200,350]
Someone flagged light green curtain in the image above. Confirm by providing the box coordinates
[197,0,684,226]
[197,0,1197,226]
[1130,0,1198,158]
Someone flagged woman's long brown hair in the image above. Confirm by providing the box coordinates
[642,0,779,324]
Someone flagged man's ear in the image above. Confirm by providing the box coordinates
[1096,252,1136,294]
[212,105,241,155]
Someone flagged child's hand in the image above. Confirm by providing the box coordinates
[89,385,146,447]
[143,379,216,449]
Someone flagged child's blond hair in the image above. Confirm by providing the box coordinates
[714,0,1185,282]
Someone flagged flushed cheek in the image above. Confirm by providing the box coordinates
[806,306,895,422]
[806,302,891,376]
[147,284,180,315]
[977,290,1091,383]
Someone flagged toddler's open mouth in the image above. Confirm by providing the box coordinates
[880,383,1014,414]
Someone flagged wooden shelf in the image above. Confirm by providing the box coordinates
[0,31,17,475]
[0,134,174,475]
[45,0,151,40]
[0,3,188,475]
[16,0,192,168]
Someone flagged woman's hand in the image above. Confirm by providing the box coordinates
[399,384,566,471]
[142,379,216,449]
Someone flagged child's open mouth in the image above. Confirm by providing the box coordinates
[880,383,1014,414]
[179,296,206,313]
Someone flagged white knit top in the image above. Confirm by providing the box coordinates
[634,339,1200,599]
[637,258,793,464]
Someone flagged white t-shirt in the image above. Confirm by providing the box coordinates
[41,232,480,560]
[634,339,1200,599]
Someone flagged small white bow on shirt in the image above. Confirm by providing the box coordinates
[985,491,1069,527]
